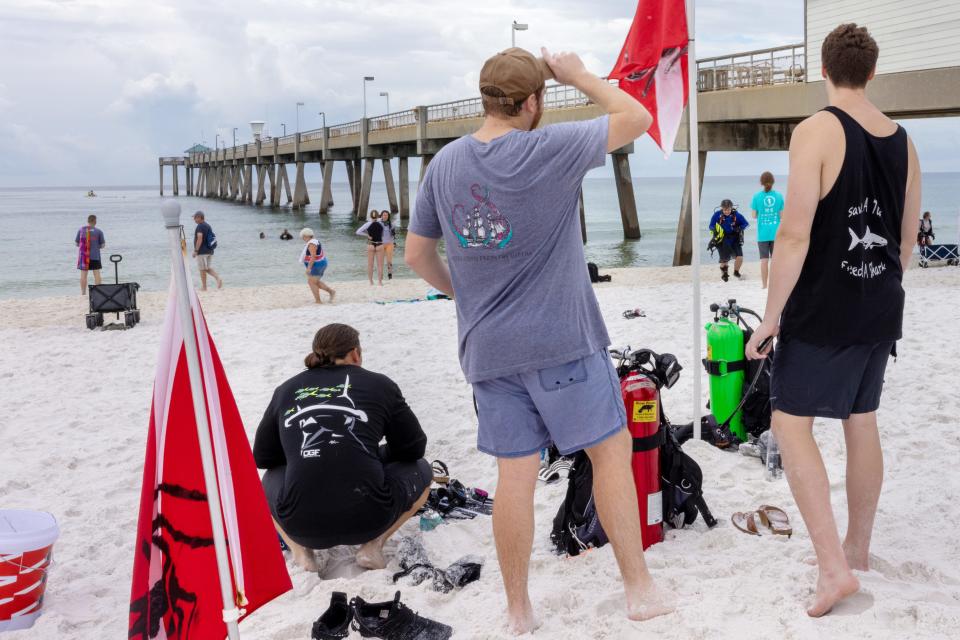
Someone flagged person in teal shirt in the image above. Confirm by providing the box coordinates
[750,171,785,289]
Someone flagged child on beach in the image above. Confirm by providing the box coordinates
[746,23,921,617]
[75,214,105,295]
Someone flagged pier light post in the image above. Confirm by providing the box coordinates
[379,91,390,114]
[318,111,325,129]
[296,101,304,133]
[511,20,528,47]
[232,127,237,148]
[281,123,287,136]
[363,76,375,118]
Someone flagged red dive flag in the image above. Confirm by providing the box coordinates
[129,263,291,639]
[609,0,690,157]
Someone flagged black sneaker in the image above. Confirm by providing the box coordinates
[351,591,453,639]
[734,270,742,278]
[721,269,729,282]
[312,592,351,639]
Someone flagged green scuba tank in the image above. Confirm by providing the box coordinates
[704,316,747,441]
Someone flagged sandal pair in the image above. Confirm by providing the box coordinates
[731,505,792,538]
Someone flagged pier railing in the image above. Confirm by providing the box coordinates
[189,44,805,159]
[696,44,805,92]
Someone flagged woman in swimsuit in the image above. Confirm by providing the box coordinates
[356,210,385,285]
[380,210,396,280]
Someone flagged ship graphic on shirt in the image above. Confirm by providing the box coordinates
[848,226,888,251]
[283,375,370,458]
[452,183,513,249]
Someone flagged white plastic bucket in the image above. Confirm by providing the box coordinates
[0,510,59,633]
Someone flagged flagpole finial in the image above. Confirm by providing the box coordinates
[161,199,182,228]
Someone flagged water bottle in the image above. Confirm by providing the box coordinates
[419,509,444,532]
[765,431,783,481]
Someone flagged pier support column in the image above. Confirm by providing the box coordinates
[320,161,334,215]
[579,189,587,244]
[352,160,362,212]
[612,153,641,240]
[278,164,292,205]
[173,164,179,196]
[357,158,375,219]
[270,164,281,207]
[382,159,399,214]
[346,161,358,214]
[255,165,266,205]
[244,165,253,203]
[417,154,434,191]
[293,162,309,209]
[398,156,410,220]
[159,162,164,196]
[673,150,707,266]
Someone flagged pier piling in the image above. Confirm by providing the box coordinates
[398,156,410,220]
[612,152,641,240]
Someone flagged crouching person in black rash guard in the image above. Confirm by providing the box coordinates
[253,323,432,572]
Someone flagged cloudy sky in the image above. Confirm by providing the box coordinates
[0,0,956,187]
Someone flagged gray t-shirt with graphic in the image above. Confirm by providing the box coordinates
[410,116,611,383]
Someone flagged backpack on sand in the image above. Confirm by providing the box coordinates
[661,425,717,529]
[550,451,608,556]
[587,262,612,283]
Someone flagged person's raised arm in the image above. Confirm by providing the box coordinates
[541,47,652,153]
[356,220,372,237]
[405,232,453,297]
[900,136,922,273]
[745,117,823,359]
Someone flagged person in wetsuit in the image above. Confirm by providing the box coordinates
[708,199,750,281]
[356,210,386,285]
[253,323,431,572]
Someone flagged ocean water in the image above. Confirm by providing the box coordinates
[1,173,957,299]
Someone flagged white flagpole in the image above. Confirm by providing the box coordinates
[686,0,703,442]
[161,200,242,640]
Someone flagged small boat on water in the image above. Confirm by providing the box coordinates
[86,190,97,197]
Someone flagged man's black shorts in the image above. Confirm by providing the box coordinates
[718,243,743,262]
[262,458,431,549]
[84,259,102,271]
[770,339,894,419]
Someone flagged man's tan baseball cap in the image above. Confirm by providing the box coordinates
[479,47,553,105]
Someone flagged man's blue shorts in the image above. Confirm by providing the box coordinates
[472,349,627,458]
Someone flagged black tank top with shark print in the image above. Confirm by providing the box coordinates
[780,106,908,345]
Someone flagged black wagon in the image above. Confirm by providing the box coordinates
[86,254,141,330]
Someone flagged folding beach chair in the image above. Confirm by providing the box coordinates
[918,244,960,268]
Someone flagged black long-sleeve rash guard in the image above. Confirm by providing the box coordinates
[253,364,427,538]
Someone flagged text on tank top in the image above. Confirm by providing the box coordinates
[780,106,908,345]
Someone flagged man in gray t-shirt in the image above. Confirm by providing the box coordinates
[407,47,673,631]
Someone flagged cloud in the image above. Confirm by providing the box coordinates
[0,0,954,186]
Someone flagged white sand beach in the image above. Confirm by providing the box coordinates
[2,261,959,639]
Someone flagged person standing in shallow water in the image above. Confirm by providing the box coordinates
[357,210,385,285]
[751,171,784,289]
[405,46,674,633]
[746,23,921,618]
[75,214,105,295]
[380,210,396,280]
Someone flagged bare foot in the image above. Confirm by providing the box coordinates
[329,290,336,303]
[355,543,386,570]
[626,582,677,621]
[292,548,319,573]
[313,298,322,304]
[200,287,208,292]
[807,570,860,617]
[506,605,541,636]
[804,544,870,571]
[217,278,223,289]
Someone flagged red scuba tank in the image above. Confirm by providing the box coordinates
[621,372,664,549]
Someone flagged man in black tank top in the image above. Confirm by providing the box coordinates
[745,24,921,618]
